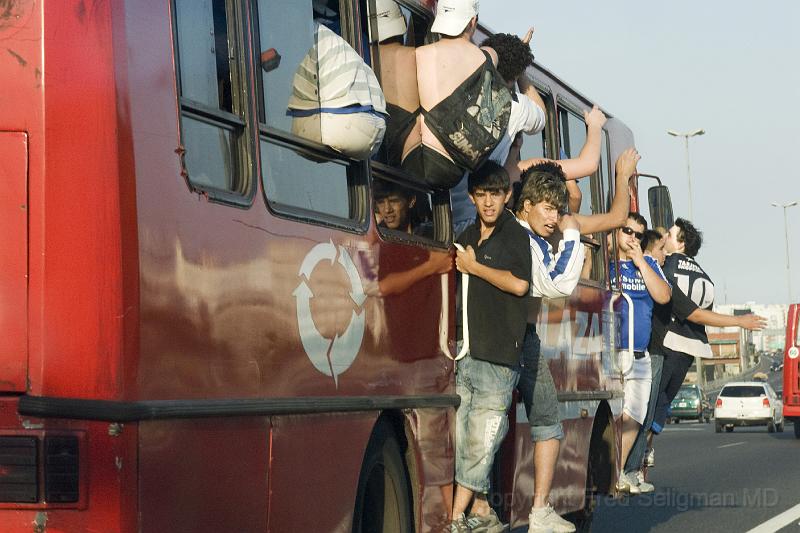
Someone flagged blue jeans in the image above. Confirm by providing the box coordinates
[624,352,664,474]
[517,324,563,442]
[455,354,520,493]
[652,347,694,433]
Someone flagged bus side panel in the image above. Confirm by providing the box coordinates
[138,417,269,533]
[0,132,28,392]
[267,413,376,531]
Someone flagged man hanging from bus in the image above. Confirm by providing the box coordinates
[610,212,671,494]
[513,148,639,532]
[451,161,532,533]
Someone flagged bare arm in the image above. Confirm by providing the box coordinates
[573,147,639,235]
[517,75,546,118]
[456,246,529,296]
[566,180,582,213]
[687,309,768,330]
[519,105,606,180]
[378,251,452,296]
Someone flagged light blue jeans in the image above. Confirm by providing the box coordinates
[455,353,520,493]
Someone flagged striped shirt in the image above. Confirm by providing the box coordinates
[287,24,387,116]
[517,219,585,300]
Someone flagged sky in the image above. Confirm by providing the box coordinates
[482,1,800,306]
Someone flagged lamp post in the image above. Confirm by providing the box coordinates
[667,129,705,221]
[771,201,798,302]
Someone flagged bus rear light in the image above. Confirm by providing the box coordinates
[762,398,770,408]
[44,437,79,503]
[715,398,722,408]
[0,437,38,503]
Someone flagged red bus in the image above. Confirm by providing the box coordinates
[0,1,673,531]
[782,304,800,439]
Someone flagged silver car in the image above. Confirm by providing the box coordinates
[714,381,784,433]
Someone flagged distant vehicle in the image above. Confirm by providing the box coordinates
[714,382,784,433]
[753,372,768,382]
[670,384,712,423]
[770,361,783,372]
[781,304,800,438]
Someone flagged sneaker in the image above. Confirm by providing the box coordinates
[448,513,472,533]
[635,470,655,493]
[466,509,505,533]
[645,447,655,468]
[615,471,641,495]
[528,504,575,533]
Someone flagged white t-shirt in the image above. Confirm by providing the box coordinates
[488,91,546,165]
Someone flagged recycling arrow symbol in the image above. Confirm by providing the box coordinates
[293,240,366,387]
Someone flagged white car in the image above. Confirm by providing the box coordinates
[714,381,784,433]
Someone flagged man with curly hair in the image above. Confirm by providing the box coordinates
[451,29,546,236]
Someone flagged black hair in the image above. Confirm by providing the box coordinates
[515,161,567,213]
[468,161,509,194]
[480,32,533,84]
[373,178,414,201]
[627,211,648,230]
[675,217,702,257]
[641,229,663,252]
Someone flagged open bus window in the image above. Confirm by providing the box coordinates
[373,177,439,242]
[173,0,250,198]
[254,0,366,225]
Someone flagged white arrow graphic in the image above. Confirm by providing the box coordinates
[299,239,336,279]
[337,245,367,307]
[292,280,333,376]
[329,308,366,387]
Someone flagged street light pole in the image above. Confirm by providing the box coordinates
[667,128,705,222]
[772,201,798,302]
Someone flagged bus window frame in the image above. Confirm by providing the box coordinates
[171,0,258,208]
[249,0,371,233]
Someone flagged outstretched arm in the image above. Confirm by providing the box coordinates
[573,147,638,235]
[629,241,671,304]
[687,309,767,330]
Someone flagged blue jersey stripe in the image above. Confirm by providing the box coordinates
[549,240,576,280]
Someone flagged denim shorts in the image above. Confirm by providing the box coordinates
[455,353,519,493]
[518,325,563,442]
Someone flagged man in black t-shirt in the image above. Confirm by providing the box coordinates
[449,162,532,532]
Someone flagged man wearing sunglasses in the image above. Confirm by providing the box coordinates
[610,212,671,493]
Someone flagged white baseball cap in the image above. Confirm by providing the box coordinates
[374,0,407,41]
[430,0,478,36]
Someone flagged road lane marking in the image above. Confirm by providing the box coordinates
[746,501,800,533]
[717,441,746,449]
[663,427,704,432]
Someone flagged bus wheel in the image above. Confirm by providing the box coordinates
[794,421,800,439]
[352,420,413,533]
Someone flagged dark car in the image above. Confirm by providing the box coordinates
[670,383,712,423]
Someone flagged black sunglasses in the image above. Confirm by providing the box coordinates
[621,226,644,240]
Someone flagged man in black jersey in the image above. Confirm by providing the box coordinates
[629,218,765,485]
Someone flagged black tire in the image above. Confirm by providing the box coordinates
[794,421,800,439]
[674,418,680,424]
[715,422,722,433]
[768,421,776,433]
[777,420,785,433]
[352,420,414,533]
[725,426,734,433]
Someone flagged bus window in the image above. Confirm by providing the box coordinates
[373,176,443,242]
[255,0,365,224]
[518,92,549,162]
[173,0,251,197]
